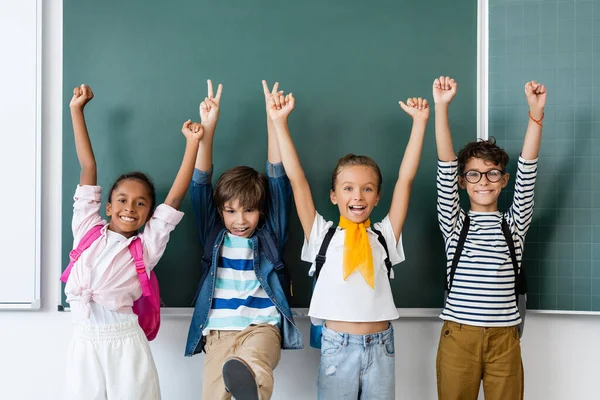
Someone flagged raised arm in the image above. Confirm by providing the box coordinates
[521,80,546,160]
[195,79,223,172]
[164,120,204,209]
[70,84,97,186]
[263,80,283,164]
[267,89,316,240]
[388,98,430,241]
[433,76,458,162]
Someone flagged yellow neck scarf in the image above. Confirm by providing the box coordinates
[339,216,374,289]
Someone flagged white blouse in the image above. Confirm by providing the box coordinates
[301,212,405,325]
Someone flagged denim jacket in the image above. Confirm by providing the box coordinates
[184,161,303,356]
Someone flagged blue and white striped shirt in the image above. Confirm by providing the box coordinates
[203,233,281,334]
[437,157,537,327]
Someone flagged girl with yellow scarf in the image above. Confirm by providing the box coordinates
[268,84,429,399]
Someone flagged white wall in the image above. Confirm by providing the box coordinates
[0,1,598,399]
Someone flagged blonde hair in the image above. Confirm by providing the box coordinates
[330,154,383,193]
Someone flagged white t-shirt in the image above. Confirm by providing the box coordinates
[301,212,405,325]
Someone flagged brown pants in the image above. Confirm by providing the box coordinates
[202,324,282,400]
[436,321,524,400]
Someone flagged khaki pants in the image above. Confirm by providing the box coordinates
[202,324,282,400]
[436,321,523,400]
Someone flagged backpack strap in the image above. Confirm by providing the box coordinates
[258,229,294,299]
[128,238,152,297]
[314,227,337,281]
[201,225,222,267]
[500,216,521,300]
[258,229,283,271]
[191,224,224,306]
[446,214,470,291]
[371,227,392,279]
[60,224,104,283]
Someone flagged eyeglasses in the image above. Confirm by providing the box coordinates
[462,169,504,184]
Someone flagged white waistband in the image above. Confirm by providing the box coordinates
[73,320,143,341]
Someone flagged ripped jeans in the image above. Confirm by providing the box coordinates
[317,324,395,400]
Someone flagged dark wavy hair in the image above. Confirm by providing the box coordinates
[457,136,509,174]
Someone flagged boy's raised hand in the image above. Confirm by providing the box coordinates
[70,84,94,109]
[399,97,430,121]
[433,76,457,105]
[199,79,223,131]
[267,90,295,122]
[181,120,204,142]
[525,80,546,115]
[262,80,284,116]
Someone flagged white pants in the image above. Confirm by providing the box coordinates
[65,320,161,400]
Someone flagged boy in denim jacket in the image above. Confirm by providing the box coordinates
[185,80,302,400]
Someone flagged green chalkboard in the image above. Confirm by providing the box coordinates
[489,0,600,312]
[62,0,478,310]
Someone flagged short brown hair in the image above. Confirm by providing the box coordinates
[457,137,509,174]
[331,154,383,193]
[214,166,268,214]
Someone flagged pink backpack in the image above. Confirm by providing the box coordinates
[60,224,161,341]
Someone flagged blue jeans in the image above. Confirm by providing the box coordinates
[318,324,395,400]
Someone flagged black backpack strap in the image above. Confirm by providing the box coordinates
[371,227,392,279]
[258,229,283,270]
[314,227,337,281]
[258,229,292,300]
[447,214,470,291]
[192,225,222,306]
[201,225,221,266]
[500,216,521,299]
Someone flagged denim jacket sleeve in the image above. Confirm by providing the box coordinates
[265,161,292,254]
[188,167,216,247]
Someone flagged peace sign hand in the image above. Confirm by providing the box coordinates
[199,79,223,131]
[262,80,285,118]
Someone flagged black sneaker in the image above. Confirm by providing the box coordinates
[222,357,259,400]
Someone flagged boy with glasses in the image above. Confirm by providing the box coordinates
[433,76,546,400]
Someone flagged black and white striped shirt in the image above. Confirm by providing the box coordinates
[437,157,537,326]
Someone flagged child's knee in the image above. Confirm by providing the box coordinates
[239,326,282,367]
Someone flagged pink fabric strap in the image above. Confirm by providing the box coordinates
[129,238,152,297]
[60,224,104,283]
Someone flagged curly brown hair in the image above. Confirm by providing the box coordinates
[214,166,268,215]
[457,137,509,174]
[331,154,383,193]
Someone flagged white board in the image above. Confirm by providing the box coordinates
[0,0,42,309]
